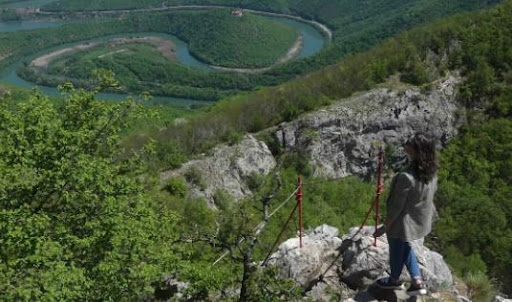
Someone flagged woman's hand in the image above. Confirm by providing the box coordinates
[373,225,387,238]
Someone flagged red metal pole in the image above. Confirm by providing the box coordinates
[374,149,384,247]
[297,175,303,248]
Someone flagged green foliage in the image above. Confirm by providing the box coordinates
[246,171,266,191]
[282,152,313,177]
[443,246,487,276]
[174,10,298,68]
[0,84,179,300]
[0,8,20,21]
[166,177,188,197]
[154,141,187,169]
[245,267,302,301]
[464,271,496,302]
[213,189,233,211]
[435,119,512,293]
[184,166,206,189]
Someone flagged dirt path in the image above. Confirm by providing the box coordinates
[30,36,177,71]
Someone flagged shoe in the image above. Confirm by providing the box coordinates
[376,277,404,290]
[407,282,427,296]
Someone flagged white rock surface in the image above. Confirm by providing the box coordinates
[161,135,276,207]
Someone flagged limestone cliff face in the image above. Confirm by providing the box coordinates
[275,75,462,179]
[161,75,461,204]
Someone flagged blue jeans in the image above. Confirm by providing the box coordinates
[388,237,421,281]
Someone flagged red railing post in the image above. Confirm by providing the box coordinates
[297,175,303,248]
[374,149,384,247]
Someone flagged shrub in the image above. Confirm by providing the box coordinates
[464,272,496,302]
[213,189,233,211]
[165,177,188,198]
[246,172,266,191]
[184,166,206,190]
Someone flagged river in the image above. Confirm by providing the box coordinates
[0,10,327,106]
[0,0,56,9]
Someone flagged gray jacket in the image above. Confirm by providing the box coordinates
[385,167,439,241]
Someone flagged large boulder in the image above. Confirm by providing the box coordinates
[266,225,454,301]
[340,226,453,291]
[265,224,343,289]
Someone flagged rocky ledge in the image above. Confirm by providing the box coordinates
[266,224,464,302]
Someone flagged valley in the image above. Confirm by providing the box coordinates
[0,0,510,301]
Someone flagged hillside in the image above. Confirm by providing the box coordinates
[42,0,504,78]
[0,0,511,300]
[1,10,298,101]
[151,0,512,296]
[12,10,297,99]
[1,1,503,101]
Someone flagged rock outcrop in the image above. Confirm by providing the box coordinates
[266,224,459,302]
[161,75,462,204]
[160,135,276,207]
[275,75,461,179]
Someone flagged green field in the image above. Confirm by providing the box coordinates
[178,10,298,68]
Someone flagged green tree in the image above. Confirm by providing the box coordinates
[0,80,179,300]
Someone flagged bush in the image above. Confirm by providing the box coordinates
[464,272,496,302]
[246,172,266,191]
[184,166,206,190]
[165,177,188,198]
[156,141,186,169]
[213,189,233,211]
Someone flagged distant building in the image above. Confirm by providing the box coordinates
[231,9,243,17]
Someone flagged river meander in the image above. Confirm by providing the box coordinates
[0,11,327,106]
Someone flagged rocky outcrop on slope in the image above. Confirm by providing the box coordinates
[160,76,462,205]
[266,224,460,302]
[160,135,276,207]
[274,75,462,179]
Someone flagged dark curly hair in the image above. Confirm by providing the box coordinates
[406,134,439,183]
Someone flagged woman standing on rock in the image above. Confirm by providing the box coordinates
[373,133,439,296]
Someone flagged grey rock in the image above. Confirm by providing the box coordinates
[457,295,471,302]
[275,75,462,179]
[161,135,276,207]
[265,224,343,289]
[265,225,456,301]
[411,239,453,290]
[154,276,189,301]
[340,226,453,291]
[494,296,512,302]
[306,281,355,302]
[352,290,379,302]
